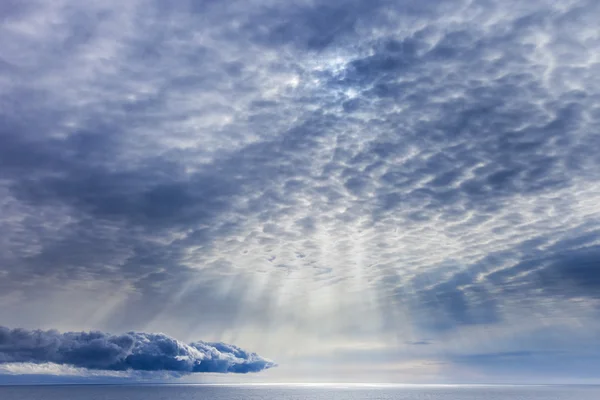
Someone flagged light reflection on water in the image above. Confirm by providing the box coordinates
[1,384,599,400]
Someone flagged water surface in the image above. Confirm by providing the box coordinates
[1,384,599,400]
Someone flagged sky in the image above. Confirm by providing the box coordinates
[0,0,599,385]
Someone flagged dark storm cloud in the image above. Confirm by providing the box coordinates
[0,326,275,374]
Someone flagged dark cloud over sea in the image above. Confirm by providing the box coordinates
[0,326,274,374]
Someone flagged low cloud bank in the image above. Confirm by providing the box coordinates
[0,326,275,374]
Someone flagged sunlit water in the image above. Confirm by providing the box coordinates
[1,384,599,399]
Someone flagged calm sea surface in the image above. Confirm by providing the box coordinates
[0,385,599,400]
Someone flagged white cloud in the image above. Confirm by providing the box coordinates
[0,0,599,382]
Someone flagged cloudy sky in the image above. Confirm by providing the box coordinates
[1,0,599,384]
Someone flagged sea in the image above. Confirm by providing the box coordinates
[1,385,599,400]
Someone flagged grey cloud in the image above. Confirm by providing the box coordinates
[406,341,431,346]
[487,242,600,299]
[0,326,275,374]
[0,0,600,380]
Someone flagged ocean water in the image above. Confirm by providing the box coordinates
[1,385,599,400]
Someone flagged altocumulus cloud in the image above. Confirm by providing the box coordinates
[1,0,600,383]
[0,326,275,374]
